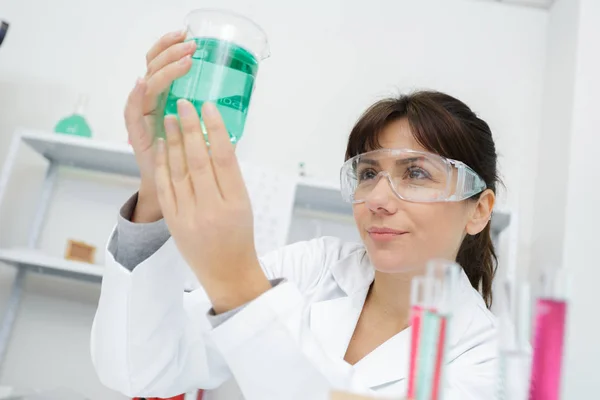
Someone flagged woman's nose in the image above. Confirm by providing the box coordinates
[364,174,398,214]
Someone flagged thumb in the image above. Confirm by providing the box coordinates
[125,79,153,152]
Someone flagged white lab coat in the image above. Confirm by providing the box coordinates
[91,235,499,400]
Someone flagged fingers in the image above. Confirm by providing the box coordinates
[124,79,153,152]
[154,138,177,218]
[164,115,195,211]
[177,100,221,204]
[164,115,188,183]
[146,30,187,65]
[146,40,196,78]
[145,55,193,106]
[201,102,247,201]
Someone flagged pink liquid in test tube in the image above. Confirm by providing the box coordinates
[528,298,567,400]
[407,304,424,399]
[407,276,428,400]
[431,315,448,400]
[410,261,459,400]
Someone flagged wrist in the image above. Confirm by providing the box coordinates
[132,184,163,223]
[201,260,271,314]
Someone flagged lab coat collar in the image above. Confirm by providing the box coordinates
[330,248,375,296]
[310,248,479,389]
[309,248,373,363]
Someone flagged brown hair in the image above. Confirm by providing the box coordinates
[345,91,499,308]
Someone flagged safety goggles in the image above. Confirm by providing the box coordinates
[340,148,486,204]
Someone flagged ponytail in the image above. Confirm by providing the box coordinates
[456,223,497,308]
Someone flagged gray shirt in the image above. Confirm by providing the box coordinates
[110,192,280,326]
[110,193,171,270]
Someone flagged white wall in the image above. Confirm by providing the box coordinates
[527,0,599,396]
[0,0,549,398]
[561,0,600,396]
[530,0,580,286]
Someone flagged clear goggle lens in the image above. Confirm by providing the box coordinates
[340,149,486,203]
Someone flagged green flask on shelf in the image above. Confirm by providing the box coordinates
[54,95,92,138]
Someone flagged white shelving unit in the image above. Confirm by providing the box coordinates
[0,130,142,369]
[20,130,140,177]
[0,248,104,283]
[0,128,511,368]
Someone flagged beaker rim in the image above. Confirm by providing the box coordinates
[184,8,270,60]
[186,9,267,31]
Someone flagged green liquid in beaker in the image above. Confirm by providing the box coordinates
[164,37,259,144]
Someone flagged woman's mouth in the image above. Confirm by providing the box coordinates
[367,227,408,241]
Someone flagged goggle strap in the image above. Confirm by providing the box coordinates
[455,165,466,199]
[462,167,486,199]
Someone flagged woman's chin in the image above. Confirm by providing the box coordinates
[366,248,422,274]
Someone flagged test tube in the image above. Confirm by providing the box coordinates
[415,259,460,400]
[407,276,426,400]
[497,280,531,400]
[429,260,459,400]
[415,274,438,400]
[528,268,569,400]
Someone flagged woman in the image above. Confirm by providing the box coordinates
[91,30,499,400]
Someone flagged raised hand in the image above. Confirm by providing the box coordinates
[154,99,271,313]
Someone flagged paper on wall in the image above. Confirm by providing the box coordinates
[239,160,298,256]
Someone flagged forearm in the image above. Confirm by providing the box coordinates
[131,185,163,223]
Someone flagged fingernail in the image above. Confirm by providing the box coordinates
[173,29,186,38]
[135,78,145,91]
[187,40,197,50]
[202,102,218,117]
[177,99,193,116]
[178,55,191,65]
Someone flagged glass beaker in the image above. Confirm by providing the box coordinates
[54,94,92,138]
[164,9,270,144]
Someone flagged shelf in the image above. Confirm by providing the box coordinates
[0,248,104,283]
[18,129,140,177]
[295,177,352,215]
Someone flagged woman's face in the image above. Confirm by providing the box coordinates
[352,118,478,274]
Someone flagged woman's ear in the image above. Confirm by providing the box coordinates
[466,189,495,235]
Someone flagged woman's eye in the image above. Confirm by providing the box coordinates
[358,169,378,181]
[406,166,431,180]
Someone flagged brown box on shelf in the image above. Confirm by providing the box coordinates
[65,239,96,264]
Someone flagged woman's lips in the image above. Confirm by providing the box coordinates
[367,227,408,241]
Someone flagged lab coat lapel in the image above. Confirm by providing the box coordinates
[310,289,411,389]
[309,287,369,360]
[309,250,412,389]
[309,251,373,361]
[445,270,486,360]
[352,328,411,389]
